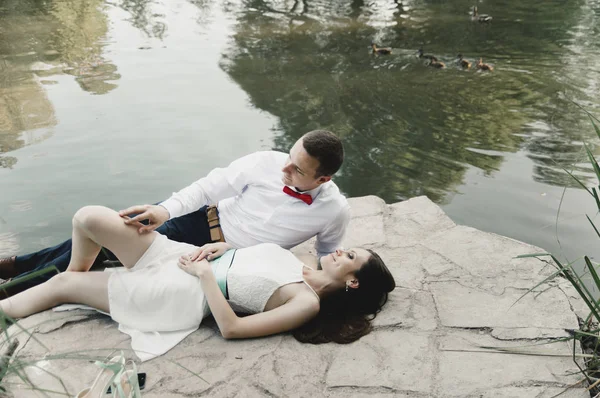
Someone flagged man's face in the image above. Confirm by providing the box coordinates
[281,139,330,191]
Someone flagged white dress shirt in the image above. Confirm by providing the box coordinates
[160,151,350,257]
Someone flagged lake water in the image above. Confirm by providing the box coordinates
[1,0,600,279]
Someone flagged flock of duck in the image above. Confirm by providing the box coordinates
[370,6,494,72]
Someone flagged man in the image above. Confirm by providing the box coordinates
[0,130,350,296]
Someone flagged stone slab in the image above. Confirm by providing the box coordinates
[374,246,425,290]
[347,195,386,218]
[344,214,386,248]
[326,330,434,394]
[476,387,588,398]
[430,280,578,332]
[385,196,456,248]
[1,195,589,397]
[372,287,437,331]
[422,226,555,282]
[436,330,583,396]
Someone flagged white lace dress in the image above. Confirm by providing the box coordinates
[107,236,313,361]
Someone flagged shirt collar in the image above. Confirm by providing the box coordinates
[288,184,324,200]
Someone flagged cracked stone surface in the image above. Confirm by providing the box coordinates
[1,196,589,397]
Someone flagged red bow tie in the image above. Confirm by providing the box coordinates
[283,186,313,205]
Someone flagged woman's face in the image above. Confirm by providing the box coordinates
[320,248,371,284]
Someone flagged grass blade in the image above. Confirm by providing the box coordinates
[587,215,600,240]
[569,99,600,125]
[549,378,587,398]
[516,253,551,259]
[593,188,600,213]
[584,143,600,182]
[583,256,600,319]
[572,329,600,339]
[2,313,101,345]
[556,255,597,300]
[510,267,566,309]
[0,313,49,353]
[562,168,592,196]
[443,347,593,358]
[584,256,600,293]
[0,266,59,292]
[551,255,600,322]
[590,116,600,140]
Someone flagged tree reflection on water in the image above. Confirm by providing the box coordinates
[220,0,600,202]
[0,0,167,167]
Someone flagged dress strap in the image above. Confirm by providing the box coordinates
[301,264,320,302]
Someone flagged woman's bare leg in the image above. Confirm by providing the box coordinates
[66,205,157,272]
[0,206,158,318]
[0,271,111,319]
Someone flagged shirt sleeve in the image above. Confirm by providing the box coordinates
[315,203,351,257]
[160,152,264,219]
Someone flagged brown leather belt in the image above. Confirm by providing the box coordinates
[206,205,225,243]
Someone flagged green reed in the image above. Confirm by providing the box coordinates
[511,110,600,396]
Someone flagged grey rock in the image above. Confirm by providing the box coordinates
[437,330,583,396]
[1,196,588,397]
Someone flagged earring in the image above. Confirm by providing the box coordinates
[345,283,349,292]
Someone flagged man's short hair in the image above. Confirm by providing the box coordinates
[302,130,344,177]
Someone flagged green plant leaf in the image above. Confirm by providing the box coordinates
[584,256,600,299]
[587,215,600,240]
[510,267,566,309]
[0,313,49,353]
[573,328,600,337]
[516,252,551,259]
[562,167,593,196]
[551,255,600,323]
[445,346,593,358]
[584,143,600,183]
[593,188,600,213]
[570,100,600,125]
[0,266,60,291]
[590,116,600,140]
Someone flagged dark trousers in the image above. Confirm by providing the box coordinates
[11,205,213,293]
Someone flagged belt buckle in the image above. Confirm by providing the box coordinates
[206,205,217,219]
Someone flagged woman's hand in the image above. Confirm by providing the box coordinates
[178,255,212,278]
[188,242,233,262]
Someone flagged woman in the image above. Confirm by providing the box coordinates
[0,206,395,361]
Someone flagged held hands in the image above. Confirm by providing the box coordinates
[178,255,211,278]
[118,204,170,234]
[177,242,232,278]
[189,242,233,262]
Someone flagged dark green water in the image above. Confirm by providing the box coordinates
[1,0,600,275]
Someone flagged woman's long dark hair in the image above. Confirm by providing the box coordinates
[293,249,396,344]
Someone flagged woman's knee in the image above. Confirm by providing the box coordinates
[48,272,78,302]
[72,205,111,231]
[48,272,71,288]
[48,272,109,312]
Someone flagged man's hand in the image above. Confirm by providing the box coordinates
[178,255,212,278]
[118,204,170,234]
[188,242,233,262]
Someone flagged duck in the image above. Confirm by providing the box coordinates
[417,47,438,62]
[371,42,392,55]
[428,59,446,69]
[471,6,492,22]
[393,0,406,17]
[457,53,471,69]
[476,58,493,71]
